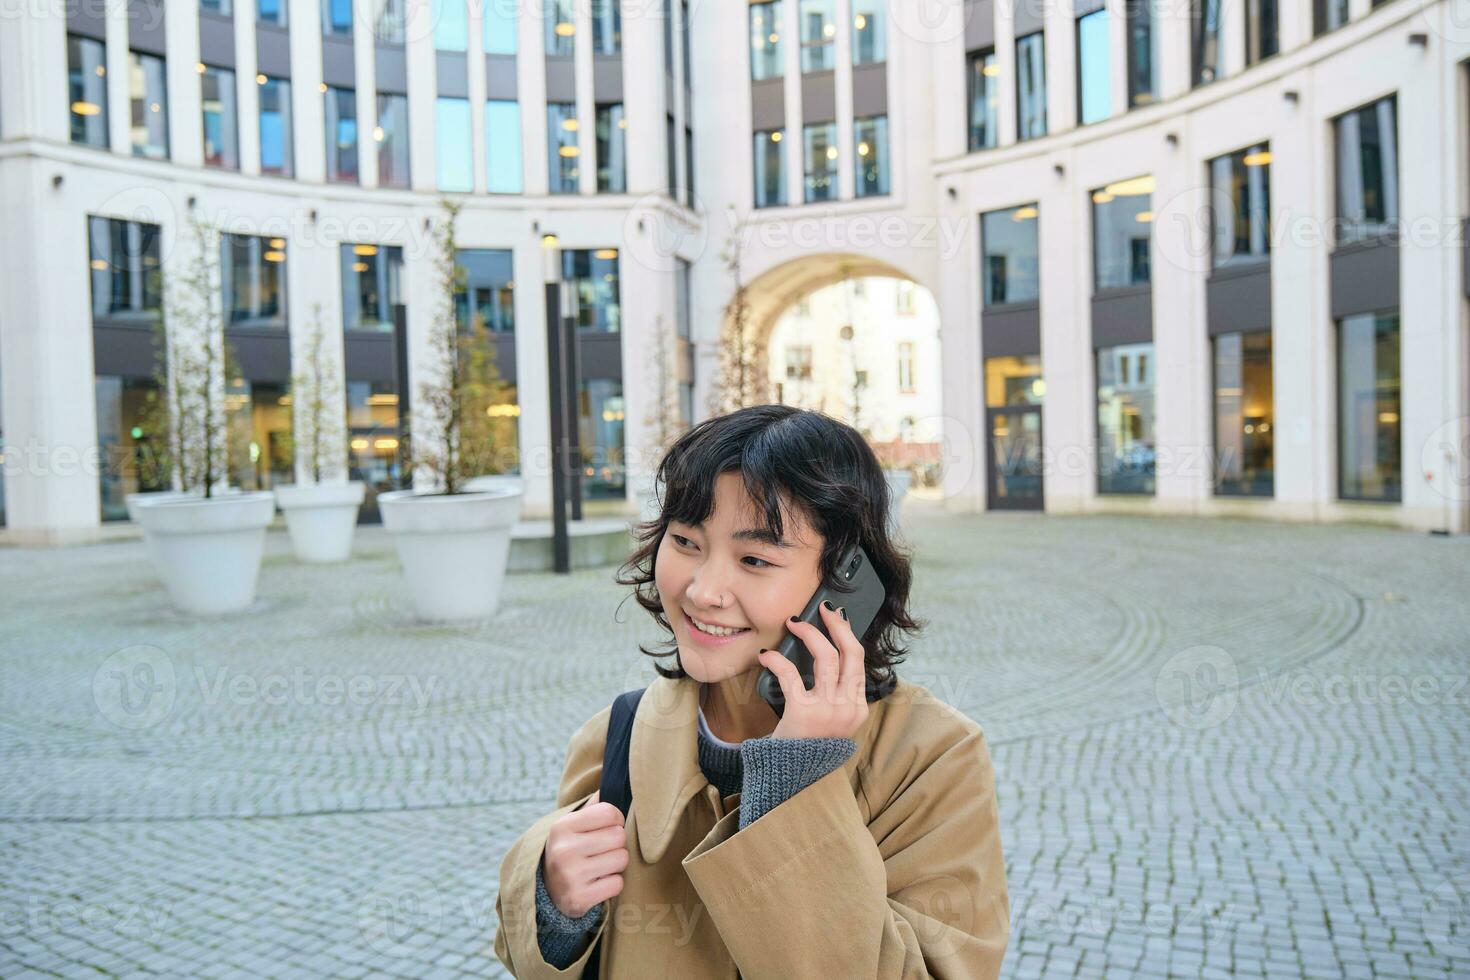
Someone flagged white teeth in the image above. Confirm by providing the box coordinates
[689,615,748,637]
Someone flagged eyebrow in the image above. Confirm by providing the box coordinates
[677,521,796,549]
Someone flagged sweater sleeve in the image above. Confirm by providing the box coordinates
[534,854,606,968]
[737,735,857,829]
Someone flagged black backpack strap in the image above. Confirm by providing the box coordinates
[584,687,644,980]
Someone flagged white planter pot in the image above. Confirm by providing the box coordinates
[274,482,366,563]
[133,491,277,615]
[884,467,913,536]
[378,486,524,621]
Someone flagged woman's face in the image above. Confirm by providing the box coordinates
[655,471,825,686]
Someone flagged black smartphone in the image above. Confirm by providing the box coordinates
[757,541,891,718]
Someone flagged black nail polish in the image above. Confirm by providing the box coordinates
[821,599,835,611]
[789,614,800,623]
[840,607,848,621]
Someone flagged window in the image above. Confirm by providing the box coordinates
[1337,311,1400,501]
[967,48,998,151]
[684,125,694,205]
[258,75,294,176]
[95,376,168,521]
[1192,0,1224,86]
[1077,8,1111,125]
[1213,330,1274,496]
[222,234,288,330]
[897,342,915,393]
[1016,32,1047,141]
[1334,96,1398,245]
[786,345,813,380]
[322,0,351,35]
[376,92,410,188]
[68,35,110,147]
[1315,0,1349,35]
[88,216,163,321]
[1126,0,1155,107]
[1210,144,1271,267]
[201,66,239,169]
[486,100,522,193]
[225,379,293,492]
[596,103,627,193]
[985,355,1043,407]
[852,0,885,64]
[258,0,287,26]
[675,259,692,340]
[1092,176,1154,291]
[456,249,516,334]
[751,2,783,80]
[437,97,473,191]
[680,0,692,89]
[803,121,836,202]
[854,116,888,197]
[546,0,574,56]
[562,250,621,333]
[374,0,405,43]
[896,280,916,315]
[580,378,625,498]
[981,205,1040,307]
[1097,343,1156,494]
[484,0,516,53]
[201,0,232,14]
[324,85,358,183]
[435,0,467,51]
[341,244,403,333]
[666,113,677,193]
[1246,0,1278,64]
[129,51,170,159]
[663,0,674,74]
[347,379,404,519]
[754,129,786,207]
[548,102,579,194]
[592,0,621,54]
[800,0,834,72]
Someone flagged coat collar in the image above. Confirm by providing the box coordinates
[629,674,711,864]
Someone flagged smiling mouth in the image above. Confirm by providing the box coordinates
[684,611,752,637]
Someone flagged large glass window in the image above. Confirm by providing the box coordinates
[486,100,522,193]
[562,249,621,333]
[1334,96,1399,245]
[324,85,358,183]
[981,205,1040,307]
[1246,0,1278,64]
[580,378,625,499]
[675,258,693,339]
[1076,8,1112,125]
[222,234,288,330]
[376,92,409,188]
[751,2,783,80]
[347,378,403,521]
[1192,0,1224,86]
[597,103,627,193]
[436,97,473,192]
[201,65,239,169]
[592,0,621,54]
[201,0,233,15]
[258,75,294,176]
[1092,176,1154,291]
[1210,144,1271,267]
[852,0,885,64]
[1213,330,1274,496]
[546,0,575,55]
[95,376,169,520]
[322,0,351,35]
[226,380,293,491]
[434,0,467,51]
[547,102,579,194]
[967,48,998,151]
[1097,343,1156,494]
[374,0,406,43]
[484,0,516,53]
[754,129,786,207]
[88,216,163,321]
[456,249,516,334]
[68,35,110,147]
[680,0,691,90]
[258,0,288,26]
[129,51,170,159]
[854,115,888,198]
[1126,0,1155,107]
[1338,311,1401,501]
[803,121,836,203]
[1315,0,1349,35]
[986,355,1044,407]
[341,244,403,333]
[800,0,834,73]
[1016,32,1047,141]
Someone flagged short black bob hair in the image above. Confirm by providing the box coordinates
[616,404,924,693]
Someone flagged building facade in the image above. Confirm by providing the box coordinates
[1,0,1467,543]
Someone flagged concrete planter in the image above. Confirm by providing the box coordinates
[377,485,524,621]
[133,491,277,615]
[273,482,366,563]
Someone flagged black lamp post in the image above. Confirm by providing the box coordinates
[543,235,583,573]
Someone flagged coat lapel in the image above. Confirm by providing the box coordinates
[629,675,710,864]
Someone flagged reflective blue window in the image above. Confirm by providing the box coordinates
[854,115,888,197]
[486,100,523,194]
[258,76,293,176]
[753,130,785,207]
[547,102,579,193]
[484,0,516,54]
[436,97,473,192]
[1077,9,1111,125]
[68,35,110,147]
[434,0,467,51]
[1016,31,1047,140]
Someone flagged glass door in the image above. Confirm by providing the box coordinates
[987,405,1044,510]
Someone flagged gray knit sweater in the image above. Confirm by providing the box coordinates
[531,702,857,968]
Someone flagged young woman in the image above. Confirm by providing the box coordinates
[493,405,1010,978]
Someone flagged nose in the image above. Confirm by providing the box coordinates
[684,562,735,612]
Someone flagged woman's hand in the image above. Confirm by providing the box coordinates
[758,600,870,741]
[542,789,628,919]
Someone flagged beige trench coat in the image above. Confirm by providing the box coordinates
[493,674,1010,979]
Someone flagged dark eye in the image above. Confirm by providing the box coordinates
[743,556,773,569]
[670,534,695,549]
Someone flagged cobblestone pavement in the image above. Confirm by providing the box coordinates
[1,500,1468,978]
